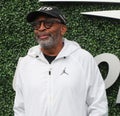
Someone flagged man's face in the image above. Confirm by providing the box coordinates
[32,16,67,49]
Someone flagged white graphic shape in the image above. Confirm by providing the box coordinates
[39,0,120,3]
[81,10,120,19]
[95,53,120,89]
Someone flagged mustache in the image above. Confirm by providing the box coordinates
[35,32,51,37]
[34,32,53,42]
[35,32,53,39]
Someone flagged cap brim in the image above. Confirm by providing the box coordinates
[26,11,58,23]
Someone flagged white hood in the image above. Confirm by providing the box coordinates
[27,38,81,59]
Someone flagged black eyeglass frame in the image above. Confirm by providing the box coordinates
[30,19,62,30]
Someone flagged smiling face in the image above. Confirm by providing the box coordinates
[32,16,67,49]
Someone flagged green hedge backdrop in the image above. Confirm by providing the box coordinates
[0,0,120,116]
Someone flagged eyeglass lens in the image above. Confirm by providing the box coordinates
[31,19,61,30]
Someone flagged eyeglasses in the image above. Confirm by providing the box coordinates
[30,19,62,30]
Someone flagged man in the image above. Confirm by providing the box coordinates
[13,6,108,116]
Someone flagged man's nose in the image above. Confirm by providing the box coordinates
[38,22,46,31]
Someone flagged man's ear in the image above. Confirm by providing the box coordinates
[61,25,67,36]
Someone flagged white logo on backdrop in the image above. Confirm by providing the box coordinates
[39,0,120,3]
[95,53,120,104]
[81,10,120,19]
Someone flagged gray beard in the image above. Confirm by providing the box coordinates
[36,36,59,49]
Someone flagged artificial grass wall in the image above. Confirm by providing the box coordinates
[0,0,120,116]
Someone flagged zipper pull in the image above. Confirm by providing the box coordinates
[49,70,51,75]
[49,68,52,75]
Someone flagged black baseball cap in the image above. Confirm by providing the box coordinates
[26,6,66,25]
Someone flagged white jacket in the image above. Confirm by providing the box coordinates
[13,38,108,116]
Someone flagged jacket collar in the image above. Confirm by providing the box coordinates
[27,38,81,59]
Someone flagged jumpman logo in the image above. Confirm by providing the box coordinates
[60,67,69,75]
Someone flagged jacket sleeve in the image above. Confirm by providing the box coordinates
[13,58,25,116]
[86,55,108,116]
